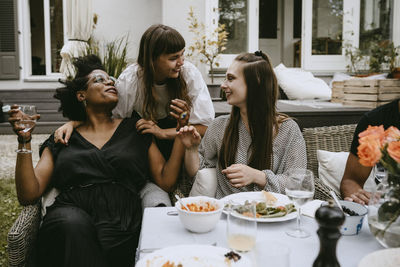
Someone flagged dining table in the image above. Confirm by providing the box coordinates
[136,206,383,267]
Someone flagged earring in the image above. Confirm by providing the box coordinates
[82,100,87,107]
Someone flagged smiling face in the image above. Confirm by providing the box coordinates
[154,49,185,84]
[221,60,247,109]
[78,70,118,108]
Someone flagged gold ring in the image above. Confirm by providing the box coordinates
[180,111,188,119]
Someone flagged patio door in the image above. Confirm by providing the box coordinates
[258,0,281,66]
[21,0,66,78]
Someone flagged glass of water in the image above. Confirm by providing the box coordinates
[226,201,257,252]
[15,105,38,153]
[285,168,314,238]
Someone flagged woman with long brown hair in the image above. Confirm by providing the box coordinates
[178,51,306,198]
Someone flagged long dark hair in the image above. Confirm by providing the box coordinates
[55,55,104,121]
[219,52,286,170]
[137,24,192,121]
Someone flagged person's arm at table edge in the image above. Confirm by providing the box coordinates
[340,153,373,205]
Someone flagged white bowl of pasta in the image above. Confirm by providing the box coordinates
[175,196,224,233]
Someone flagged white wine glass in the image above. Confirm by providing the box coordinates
[15,105,38,154]
[226,201,257,252]
[285,168,314,238]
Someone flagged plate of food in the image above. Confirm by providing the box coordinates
[136,244,251,267]
[220,191,297,222]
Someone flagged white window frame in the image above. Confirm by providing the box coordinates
[19,0,67,81]
[209,0,259,69]
[302,0,400,72]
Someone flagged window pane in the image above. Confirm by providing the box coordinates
[312,0,343,55]
[219,0,248,54]
[50,0,63,73]
[293,0,302,39]
[30,0,46,75]
[359,0,393,53]
[259,0,277,39]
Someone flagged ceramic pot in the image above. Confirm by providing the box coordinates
[207,84,223,100]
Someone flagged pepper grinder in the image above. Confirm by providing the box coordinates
[313,200,345,267]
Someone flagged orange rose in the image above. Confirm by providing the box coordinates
[383,126,400,145]
[357,136,382,167]
[387,141,400,163]
[359,125,385,146]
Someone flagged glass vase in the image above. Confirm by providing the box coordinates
[368,172,400,248]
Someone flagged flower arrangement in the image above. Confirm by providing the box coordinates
[357,125,400,176]
[358,125,400,248]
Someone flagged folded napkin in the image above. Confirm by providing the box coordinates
[301,200,324,218]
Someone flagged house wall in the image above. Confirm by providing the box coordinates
[162,0,209,82]
[92,0,162,61]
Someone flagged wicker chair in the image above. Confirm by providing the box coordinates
[302,124,357,201]
[7,203,40,267]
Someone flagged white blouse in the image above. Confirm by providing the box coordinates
[112,61,215,126]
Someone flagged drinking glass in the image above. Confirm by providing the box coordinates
[226,201,257,252]
[374,163,387,185]
[15,105,38,153]
[285,168,314,238]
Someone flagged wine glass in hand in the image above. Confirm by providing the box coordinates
[14,105,38,153]
[285,168,314,238]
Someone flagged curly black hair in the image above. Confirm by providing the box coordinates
[55,54,105,121]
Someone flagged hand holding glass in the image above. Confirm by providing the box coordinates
[226,201,257,252]
[285,168,314,238]
[15,105,38,153]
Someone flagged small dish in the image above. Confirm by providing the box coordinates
[175,196,223,233]
[322,200,368,235]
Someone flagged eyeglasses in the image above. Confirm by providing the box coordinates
[92,73,117,85]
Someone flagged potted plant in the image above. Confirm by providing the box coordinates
[87,14,130,79]
[186,6,228,100]
[387,43,400,79]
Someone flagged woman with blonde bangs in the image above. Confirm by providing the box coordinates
[54,24,215,204]
[178,51,307,198]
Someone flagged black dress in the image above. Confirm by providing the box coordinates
[37,114,151,267]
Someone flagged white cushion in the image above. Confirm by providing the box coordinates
[317,150,376,194]
[189,168,217,197]
[41,188,60,217]
[274,63,331,100]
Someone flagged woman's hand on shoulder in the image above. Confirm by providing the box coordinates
[176,125,201,150]
[222,164,266,188]
[136,119,166,139]
[54,121,77,145]
[169,99,190,130]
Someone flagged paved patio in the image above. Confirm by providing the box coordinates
[0,134,49,179]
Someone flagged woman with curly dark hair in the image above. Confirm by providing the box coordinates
[8,54,189,267]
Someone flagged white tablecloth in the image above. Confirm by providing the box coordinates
[137,207,383,267]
